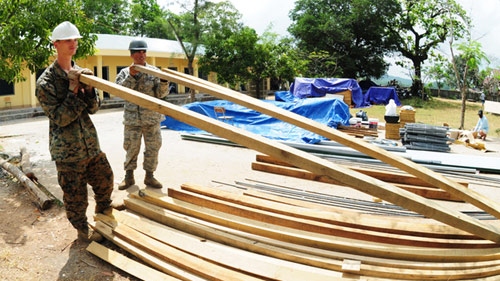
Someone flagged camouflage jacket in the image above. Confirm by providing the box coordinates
[35,60,102,163]
[115,63,169,126]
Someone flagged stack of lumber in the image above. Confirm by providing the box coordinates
[251,154,467,202]
[337,125,378,138]
[80,68,500,280]
[400,123,452,152]
[90,186,500,280]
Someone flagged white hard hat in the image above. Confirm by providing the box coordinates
[50,21,82,42]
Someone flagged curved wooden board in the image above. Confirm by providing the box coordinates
[127,191,500,263]
[171,186,494,248]
[79,74,500,243]
[102,210,500,281]
[180,183,483,240]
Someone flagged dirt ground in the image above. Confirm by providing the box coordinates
[1,107,500,281]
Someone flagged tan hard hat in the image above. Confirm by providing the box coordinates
[50,21,82,42]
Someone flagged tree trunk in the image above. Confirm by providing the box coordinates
[460,86,467,130]
[0,157,54,210]
[187,59,196,103]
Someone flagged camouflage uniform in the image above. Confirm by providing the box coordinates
[115,63,169,172]
[35,60,113,231]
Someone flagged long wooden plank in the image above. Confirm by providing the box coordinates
[241,188,478,239]
[80,74,500,243]
[99,211,347,280]
[101,210,500,281]
[122,198,500,280]
[173,185,494,248]
[141,67,500,220]
[251,161,463,202]
[255,154,469,188]
[92,221,206,281]
[108,219,265,281]
[86,242,178,281]
[127,191,500,262]
[180,183,481,239]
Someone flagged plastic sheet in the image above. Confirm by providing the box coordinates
[161,97,351,143]
[290,78,366,107]
[365,87,401,105]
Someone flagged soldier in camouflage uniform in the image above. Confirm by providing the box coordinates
[35,21,116,242]
[115,39,169,190]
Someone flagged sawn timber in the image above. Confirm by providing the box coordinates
[79,73,500,243]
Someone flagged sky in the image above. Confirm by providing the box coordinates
[159,0,500,77]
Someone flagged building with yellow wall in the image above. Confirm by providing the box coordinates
[1,34,216,110]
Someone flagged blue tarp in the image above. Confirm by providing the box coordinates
[161,97,351,144]
[289,77,367,107]
[364,87,401,106]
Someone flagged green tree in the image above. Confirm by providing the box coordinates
[289,0,401,78]
[258,31,305,92]
[166,0,242,101]
[388,0,469,98]
[82,0,130,34]
[449,40,489,129]
[0,0,96,82]
[199,26,258,88]
[130,0,164,36]
[272,37,307,89]
[424,53,449,97]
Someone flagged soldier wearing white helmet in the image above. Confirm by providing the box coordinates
[35,21,120,243]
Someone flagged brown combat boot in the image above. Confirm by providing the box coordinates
[77,226,103,243]
[118,170,135,190]
[144,171,162,189]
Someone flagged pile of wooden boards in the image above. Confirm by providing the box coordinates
[79,68,500,279]
[89,186,500,280]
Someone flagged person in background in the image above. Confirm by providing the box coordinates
[35,21,119,243]
[480,92,486,108]
[472,109,489,140]
[115,39,169,190]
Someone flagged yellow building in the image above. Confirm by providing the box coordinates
[1,34,215,110]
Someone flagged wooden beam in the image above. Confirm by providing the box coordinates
[100,211,347,280]
[181,183,479,239]
[255,154,469,188]
[92,220,207,281]
[100,210,500,280]
[127,191,500,262]
[251,161,463,202]
[173,185,492,248]
[79,74,500,243]
[136,67,500,220]
[86,242,178,281]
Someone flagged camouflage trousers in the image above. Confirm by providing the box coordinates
[123,124,162,172]
[56,152,114,231]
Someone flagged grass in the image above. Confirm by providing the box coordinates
[350,97,500,138]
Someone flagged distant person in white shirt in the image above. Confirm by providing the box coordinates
[472,109,489,140]
[479,92,485,108]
